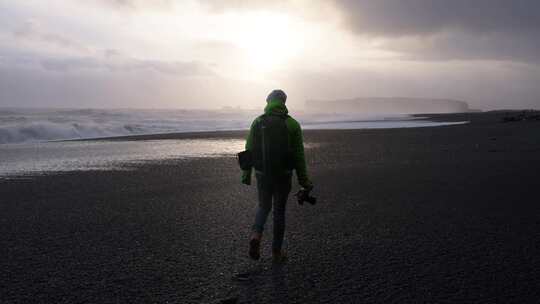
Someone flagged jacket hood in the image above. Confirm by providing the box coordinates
[264,100,289,115]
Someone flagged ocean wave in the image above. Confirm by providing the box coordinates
[0,109,256,144]
[0,121,124,143]
[0,108,444,144]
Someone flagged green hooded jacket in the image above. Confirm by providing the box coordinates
[242,100,312,188]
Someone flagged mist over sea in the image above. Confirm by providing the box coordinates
[0,108,467,144]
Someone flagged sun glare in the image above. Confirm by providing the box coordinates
[215,12,303,72]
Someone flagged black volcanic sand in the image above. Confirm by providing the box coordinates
[2,112,540,303]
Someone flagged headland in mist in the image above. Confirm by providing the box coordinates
[307,97,470,114]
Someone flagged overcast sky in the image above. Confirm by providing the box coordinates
[1,0,539,110]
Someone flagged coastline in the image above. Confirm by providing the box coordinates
[68,112,470,143]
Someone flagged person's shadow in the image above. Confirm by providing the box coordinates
[270,262,290,303]
[229,260,290,303]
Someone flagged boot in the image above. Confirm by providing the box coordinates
[249,232,262,260]
[272,249,287,263]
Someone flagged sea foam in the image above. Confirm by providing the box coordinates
[0,109,253,144]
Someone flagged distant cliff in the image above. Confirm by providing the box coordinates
[307,97,470,114]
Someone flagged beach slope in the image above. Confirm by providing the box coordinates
[1,112,540,303]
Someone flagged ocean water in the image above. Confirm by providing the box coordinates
[0,108,254,144]
[0,108,467,177]
[0,138,246,177]
[0,108,466,144]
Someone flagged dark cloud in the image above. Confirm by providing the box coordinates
[335,0,540,63]
[335,0,540,37]
[383,31,540,63]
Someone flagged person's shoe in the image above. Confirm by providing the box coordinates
[249,238,261,260]
[272,249,287,263]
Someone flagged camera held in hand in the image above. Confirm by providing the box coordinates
[295,188,317,206]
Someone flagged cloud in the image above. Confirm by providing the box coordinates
[1,0,539,110]
[381,31,540,63]
[6,20,214,77]
[0,60,264,108]
[202,0,290,12]
[88,0,173,11]
[40,57,100,71]
[1,45,214,77]
[13,20,89,52]
[334,0,540,37]
[38,52,214,76]
[334,0,540,63]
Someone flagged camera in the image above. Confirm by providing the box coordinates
[295,188,317,205]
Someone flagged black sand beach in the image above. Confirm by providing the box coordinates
[2,112,540,303]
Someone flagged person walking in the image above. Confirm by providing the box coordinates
[241,89,313,262]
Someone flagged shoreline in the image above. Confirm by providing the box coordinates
[71,112,471,142]
[70,109,539,143]
[4,110,536,145]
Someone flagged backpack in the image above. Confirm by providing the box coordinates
[251,114,294,177]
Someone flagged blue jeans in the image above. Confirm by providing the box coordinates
[252,173,292,251]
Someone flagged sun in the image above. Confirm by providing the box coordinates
[217,12,303,72]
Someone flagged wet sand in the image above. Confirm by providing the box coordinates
[2,112,540,303]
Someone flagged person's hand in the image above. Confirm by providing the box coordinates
[301,181,314,192]
[241,173,251,185]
